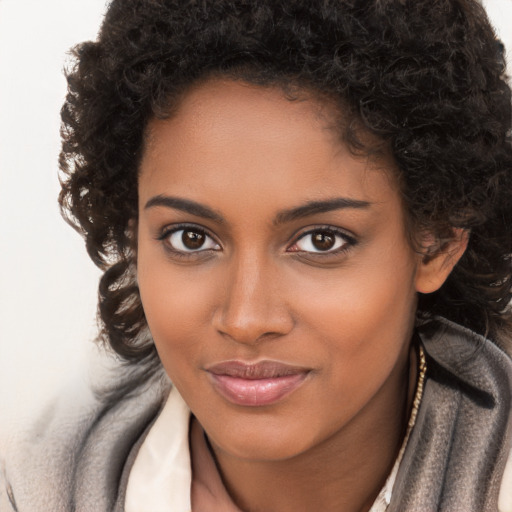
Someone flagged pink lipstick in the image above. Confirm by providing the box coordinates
[206,361,309,406]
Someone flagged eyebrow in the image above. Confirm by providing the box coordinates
[145,195,224,223]
[273,197,371,225]
[144,194,371,224]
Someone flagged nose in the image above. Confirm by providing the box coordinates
[212,253,294,345]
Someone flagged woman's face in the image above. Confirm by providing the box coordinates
[137,80,426,461]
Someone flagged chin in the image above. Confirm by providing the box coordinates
[201,410,327,463]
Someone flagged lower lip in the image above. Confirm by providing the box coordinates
[208,373,308,407]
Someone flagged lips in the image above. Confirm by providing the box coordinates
[206,361,310,406]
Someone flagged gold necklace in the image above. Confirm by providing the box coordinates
[406,343,427,436]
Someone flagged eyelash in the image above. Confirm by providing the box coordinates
[156,224,357,260]
[157,223,221,259]
[287,226,357,257]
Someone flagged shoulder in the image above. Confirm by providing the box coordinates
[1,360,170,512]
[391,318,512,512]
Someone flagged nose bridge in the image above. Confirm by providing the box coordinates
[215,248,292,344]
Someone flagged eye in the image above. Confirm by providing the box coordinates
[288,228,354,254]
[160,226,221,253]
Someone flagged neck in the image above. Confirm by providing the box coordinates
[209,344,418,512]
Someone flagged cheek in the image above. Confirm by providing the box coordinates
[295,256,417,340]
[136,252,218,372]
[291,249,418,390]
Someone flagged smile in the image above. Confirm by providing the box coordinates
[206,361,310,407]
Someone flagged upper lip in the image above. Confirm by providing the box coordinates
[205,360,310,380]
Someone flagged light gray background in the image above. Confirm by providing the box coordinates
[0,0,511,507]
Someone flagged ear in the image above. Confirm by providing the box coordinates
[415,228,469,294]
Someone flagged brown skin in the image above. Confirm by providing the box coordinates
[137,80,467,512]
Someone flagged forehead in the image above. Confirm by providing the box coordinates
[144,79,339,160]
[139,79,401,213]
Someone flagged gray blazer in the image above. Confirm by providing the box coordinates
[1,318,511,511]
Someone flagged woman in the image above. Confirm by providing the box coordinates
[2,0,512,510]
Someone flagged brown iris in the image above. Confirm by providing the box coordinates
[182,230,205,250]
[312,231,336,251]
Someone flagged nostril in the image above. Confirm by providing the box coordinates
[212,302,294,345]
[214,319,281,345]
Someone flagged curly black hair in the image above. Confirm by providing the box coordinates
[59,0,512,362]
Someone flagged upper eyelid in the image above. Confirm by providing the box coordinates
[157,223,222,254]
[286,227,357,257]
[290,225,356,244]
[158,222,218,240]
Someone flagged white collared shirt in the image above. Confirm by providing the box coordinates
[125,386,410,512]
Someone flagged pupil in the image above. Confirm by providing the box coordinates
[312,231,335,251]
[182,230,205,249]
